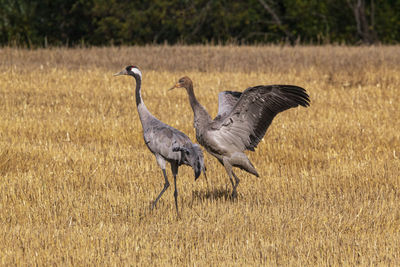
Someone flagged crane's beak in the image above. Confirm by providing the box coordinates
[113,69,128,76]
[168,83,181,91]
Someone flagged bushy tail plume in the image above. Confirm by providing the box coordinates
[172,143,206,180]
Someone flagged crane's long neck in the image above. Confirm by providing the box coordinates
[185,84,212,131]
[135,75,142,106]
[134,76,154,127]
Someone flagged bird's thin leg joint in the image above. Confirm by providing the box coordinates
[223,158,238,199]
[232,171,240,198]
[151,169,170,210]
[173,174,179,217]
[171,162,179,217]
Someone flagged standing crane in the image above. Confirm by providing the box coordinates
[169,77,310,198]
[114,66,206,216]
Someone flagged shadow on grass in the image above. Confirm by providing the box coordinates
[191,187,236,202]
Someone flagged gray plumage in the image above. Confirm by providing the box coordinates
[170,77,310,198]
[114,66,206,216]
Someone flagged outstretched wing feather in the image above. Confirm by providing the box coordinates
[212,85,310,151]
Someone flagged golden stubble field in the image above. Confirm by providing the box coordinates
[0,45,399,265]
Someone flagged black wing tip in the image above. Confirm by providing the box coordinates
[190,146,206,181]
[248,84,310,107]
[194,168,201,180]
[280,85,310,107]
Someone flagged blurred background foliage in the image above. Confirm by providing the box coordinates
[1,0,399,47]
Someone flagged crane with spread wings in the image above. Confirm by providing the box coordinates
[170,77,310,198]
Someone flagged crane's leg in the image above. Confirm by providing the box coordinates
[222,158,239,198]
[218,158,234,192]
[151,168,170,210]
[231,171,240,197]
[171,162,179,217]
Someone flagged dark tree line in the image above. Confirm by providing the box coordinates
[1,0,399,47]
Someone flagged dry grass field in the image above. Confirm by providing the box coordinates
[0,45,399,265]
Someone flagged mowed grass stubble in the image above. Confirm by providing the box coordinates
[0,46,399,265]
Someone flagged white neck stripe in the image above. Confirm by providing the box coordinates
[131,67,142,79]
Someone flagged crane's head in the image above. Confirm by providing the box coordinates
[169,76,193,91]
[114,65,142,79]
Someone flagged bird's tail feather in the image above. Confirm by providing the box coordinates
[172,143,206,180]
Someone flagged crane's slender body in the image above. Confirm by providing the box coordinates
[170,77,310,198]
[114,66,206,216]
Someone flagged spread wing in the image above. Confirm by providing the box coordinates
[210,85,310,151]
[214,91,242,120]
